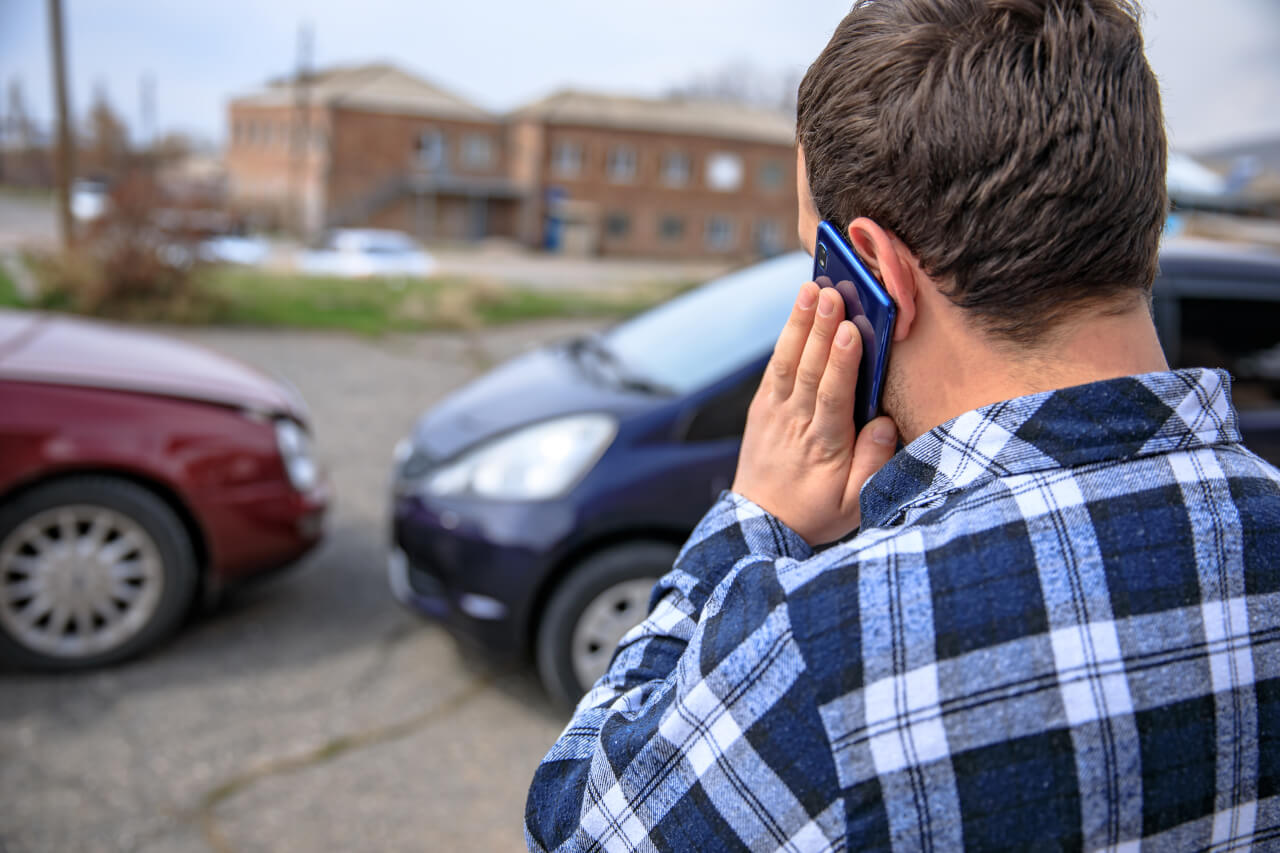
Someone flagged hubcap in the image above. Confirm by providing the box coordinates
[0,505,164,659]
[570,577,658,691]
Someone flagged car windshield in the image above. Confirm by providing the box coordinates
[602,252,811,394]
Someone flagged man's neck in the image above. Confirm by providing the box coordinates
[890,300,1170,445]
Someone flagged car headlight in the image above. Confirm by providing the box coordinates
[275,419,319,492]
[420,413,617,501]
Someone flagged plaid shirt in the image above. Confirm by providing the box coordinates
[526,368,1280,852]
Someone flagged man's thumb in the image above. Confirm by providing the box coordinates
[849,416,898,495]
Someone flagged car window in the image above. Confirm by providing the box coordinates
[364,232,415,254]
[1158,273,1280,411]
[603,252,811,394]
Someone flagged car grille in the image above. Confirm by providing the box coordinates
[407,556,446,599]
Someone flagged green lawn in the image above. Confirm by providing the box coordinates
[12,256,691,333]
[198,267,686,334]
[0,262,22,307]
[200,268,451,335]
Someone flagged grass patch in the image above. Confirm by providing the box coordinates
[199,268,450,335]
[17,255,694,333]
[197,267,688,334]
[0,263,20,307]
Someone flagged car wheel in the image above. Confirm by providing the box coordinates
[536,542,675,709]
[0,477,197,670]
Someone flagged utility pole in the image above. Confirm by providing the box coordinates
[287,23,313,238]
[48,0,75,251]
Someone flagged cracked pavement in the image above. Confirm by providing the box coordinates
[0,320,606,852]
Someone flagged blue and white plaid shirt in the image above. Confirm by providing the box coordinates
[526,368,1280,852]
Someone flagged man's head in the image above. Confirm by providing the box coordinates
[796,0,1167,346]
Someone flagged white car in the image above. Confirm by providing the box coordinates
[70,179,110,221]
[199,234,272,267]
[298,229,437,278]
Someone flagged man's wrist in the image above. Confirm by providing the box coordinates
[716,491,816,561]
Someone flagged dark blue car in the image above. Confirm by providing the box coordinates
[390,243,1280,707]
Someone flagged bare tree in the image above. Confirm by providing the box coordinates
[2,79,53,187]
[85,84,130,177]
[667,61,800,115]
[6,81,35,148]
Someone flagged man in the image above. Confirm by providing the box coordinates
[526,0,1280,849]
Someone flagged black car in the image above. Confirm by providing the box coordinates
[391,242,1280,706]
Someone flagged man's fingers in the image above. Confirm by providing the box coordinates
[812,320,862,440]
[845,415,899,507]
[765,282,820,398]
[792,287,844,405]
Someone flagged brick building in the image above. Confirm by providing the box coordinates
[510,91,798,258]
[225,64,799,258]
[226,64,519,240]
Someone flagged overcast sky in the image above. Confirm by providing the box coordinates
[1,0,1277,153]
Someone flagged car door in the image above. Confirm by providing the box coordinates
[1153,262,1280,465]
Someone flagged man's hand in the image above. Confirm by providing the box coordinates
[732,282,899,545]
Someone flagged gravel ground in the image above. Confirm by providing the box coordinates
[0,319,607,853]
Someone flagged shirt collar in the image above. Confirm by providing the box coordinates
[859,368,1241,529]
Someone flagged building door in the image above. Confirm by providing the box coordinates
[467,196,488,241]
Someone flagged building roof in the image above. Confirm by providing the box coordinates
[231,63,494,122]
[514,90,796,146]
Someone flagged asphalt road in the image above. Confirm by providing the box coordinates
[0,319,607,853]
[0,193,55,252]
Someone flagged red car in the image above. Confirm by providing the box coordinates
[0,310,328,669]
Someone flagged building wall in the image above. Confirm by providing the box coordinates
[325,107,507,234]
[367,195,519,243]
[225,91,799,259]
[531,123,798,259]
[507,118,546,245]
[224,103,330,232]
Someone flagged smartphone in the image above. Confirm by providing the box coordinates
[812,220,896,431]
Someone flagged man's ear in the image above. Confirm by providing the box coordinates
[847,217,918,342]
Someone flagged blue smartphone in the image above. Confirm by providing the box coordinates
[813,220,896,431]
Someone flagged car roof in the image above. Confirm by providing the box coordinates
[1158,239,1280,284]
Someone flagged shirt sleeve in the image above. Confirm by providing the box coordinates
[524,493,847,852]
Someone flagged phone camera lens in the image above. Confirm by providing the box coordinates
[816,243,828,269]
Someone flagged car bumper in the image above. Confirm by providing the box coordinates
[205,478,331,581]
[389,492,575,659]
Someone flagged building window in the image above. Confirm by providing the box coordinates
[462,133,494,169]
[755,218,783,256]
[605,212,631,239]
[706,152,744,192]
[659,215,685,242]
[758,160,785,192]
[705,216,735,251]
[607,146,637,183]
[661,152,690,187]
[551,141,583,178]
[416,129,447,171]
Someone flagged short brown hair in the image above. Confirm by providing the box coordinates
[797,0,1167,343]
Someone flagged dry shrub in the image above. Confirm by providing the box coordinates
[38,172,220,322]
[430,279,505,330]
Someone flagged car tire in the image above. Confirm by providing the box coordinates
[0,476,198,670]
[536,541,676,710]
